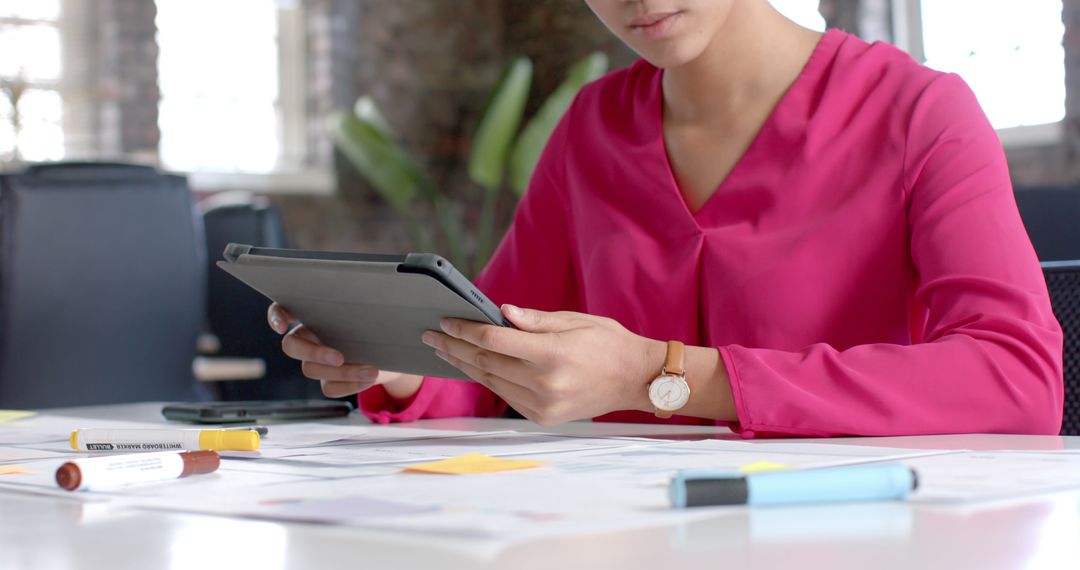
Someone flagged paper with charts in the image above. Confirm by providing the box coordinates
[3,413,1080,551]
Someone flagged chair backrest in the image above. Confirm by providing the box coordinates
[0,162,205,408]
[1015,187,1080,434]
[202,197,288,358]
[200,196,316,400]
[1043,261,1080,436]
[1014,187,1080,261]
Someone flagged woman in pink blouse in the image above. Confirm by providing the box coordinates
[269,0,1063,437]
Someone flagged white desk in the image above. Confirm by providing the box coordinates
[3,402,1080,570]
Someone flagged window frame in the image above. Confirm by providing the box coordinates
[890,0,1066,149]
[0,12,64,162]
[157,1,332,195]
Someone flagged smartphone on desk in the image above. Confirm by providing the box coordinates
[162,400,353,424]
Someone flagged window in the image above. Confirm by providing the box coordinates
[0,0,64,163]
[894,0,1066,145]
[156,0,328,192]
[156,0,280,173]
[770,0,827,32]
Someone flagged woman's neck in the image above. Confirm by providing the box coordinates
[662,1,823,127]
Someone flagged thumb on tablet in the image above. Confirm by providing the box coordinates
[501,304,578,334]
[268,302,297,334]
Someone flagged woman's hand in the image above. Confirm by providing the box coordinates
[422,304,665,426]
[267,303,423,399]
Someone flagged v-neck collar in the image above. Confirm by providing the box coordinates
[655,28,846,228]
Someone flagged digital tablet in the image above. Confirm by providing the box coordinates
[216,243,510,381]
[162,399,353,423]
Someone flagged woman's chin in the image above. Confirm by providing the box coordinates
[634,43,707,70]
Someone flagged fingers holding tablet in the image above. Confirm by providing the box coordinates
[269,302,416,398]
[280,323,344,366]
[226,245,508,382]
[267,302,294,334]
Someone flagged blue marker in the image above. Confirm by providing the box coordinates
[670,463,917,508]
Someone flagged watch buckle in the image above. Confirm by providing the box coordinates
[660,367,685,378]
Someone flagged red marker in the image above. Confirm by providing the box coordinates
[55,450,220,491]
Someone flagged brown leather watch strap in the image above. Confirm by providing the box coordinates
[663,340,685,376]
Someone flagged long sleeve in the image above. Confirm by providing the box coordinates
[722,74,1064,437]
[361,115,579,423]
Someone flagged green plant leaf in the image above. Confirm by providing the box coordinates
[508,52,608,195]
[353,95,395,135]
[468,57,533,192]
[327,109,430,211]
[327,110,436,251]
[328,101,468,267]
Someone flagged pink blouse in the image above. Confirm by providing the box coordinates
[361,29,1064,437]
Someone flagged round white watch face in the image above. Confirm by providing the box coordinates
[649,374,690,412]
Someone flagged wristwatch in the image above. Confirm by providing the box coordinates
[648,340,690,418]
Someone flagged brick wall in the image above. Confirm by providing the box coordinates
[59,0,160,161]
[95,0,160,160]
[503,0,636,113]
[276,0,509,255]
[274,0,636,256]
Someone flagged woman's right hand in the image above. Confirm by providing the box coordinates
[267,302,424,400]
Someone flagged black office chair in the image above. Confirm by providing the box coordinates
[1014,186,1080,261]
[199,194,320,400]
[0,162,206,408]
[1044,261,1080,436]
[1014,186,1080,435]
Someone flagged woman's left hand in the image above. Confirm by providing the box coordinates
[421,304,663,425]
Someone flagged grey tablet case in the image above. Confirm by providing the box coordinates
[217,243,509,381]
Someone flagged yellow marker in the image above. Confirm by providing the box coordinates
[739,461,793,474]
[404,454,545,475]
[70,428,259,452]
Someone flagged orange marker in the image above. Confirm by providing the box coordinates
[55,450,220,491]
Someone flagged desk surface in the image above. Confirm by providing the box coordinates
[3,403,1080,570]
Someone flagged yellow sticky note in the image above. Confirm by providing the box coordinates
[0,410,35,424]
[404,454,545,475]
[739,461,793,474]
[0,466,32,476]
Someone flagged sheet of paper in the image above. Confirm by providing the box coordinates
[259,424,515,449]
[10,420,1080,556]
[0,465,32,475]
[257,423,371,448]
[404,454,545,475]
[0,414,167,447]
[0,410,35,424]
[244,431,658,470]
[907,451,1080,503]
[105,434,949,553]
[0,430,69,446]
[251,495,439,523]
[739,461,792,474]
[10,414,166,431]
[0,447,72,462]
[540,439,953,485]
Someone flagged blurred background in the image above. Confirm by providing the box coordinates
[1,0,1074,254]
[2,0,1078,409]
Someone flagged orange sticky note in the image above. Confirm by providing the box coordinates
[739,461,793,474]
[404,454,545,475]
[0,465,32,476]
